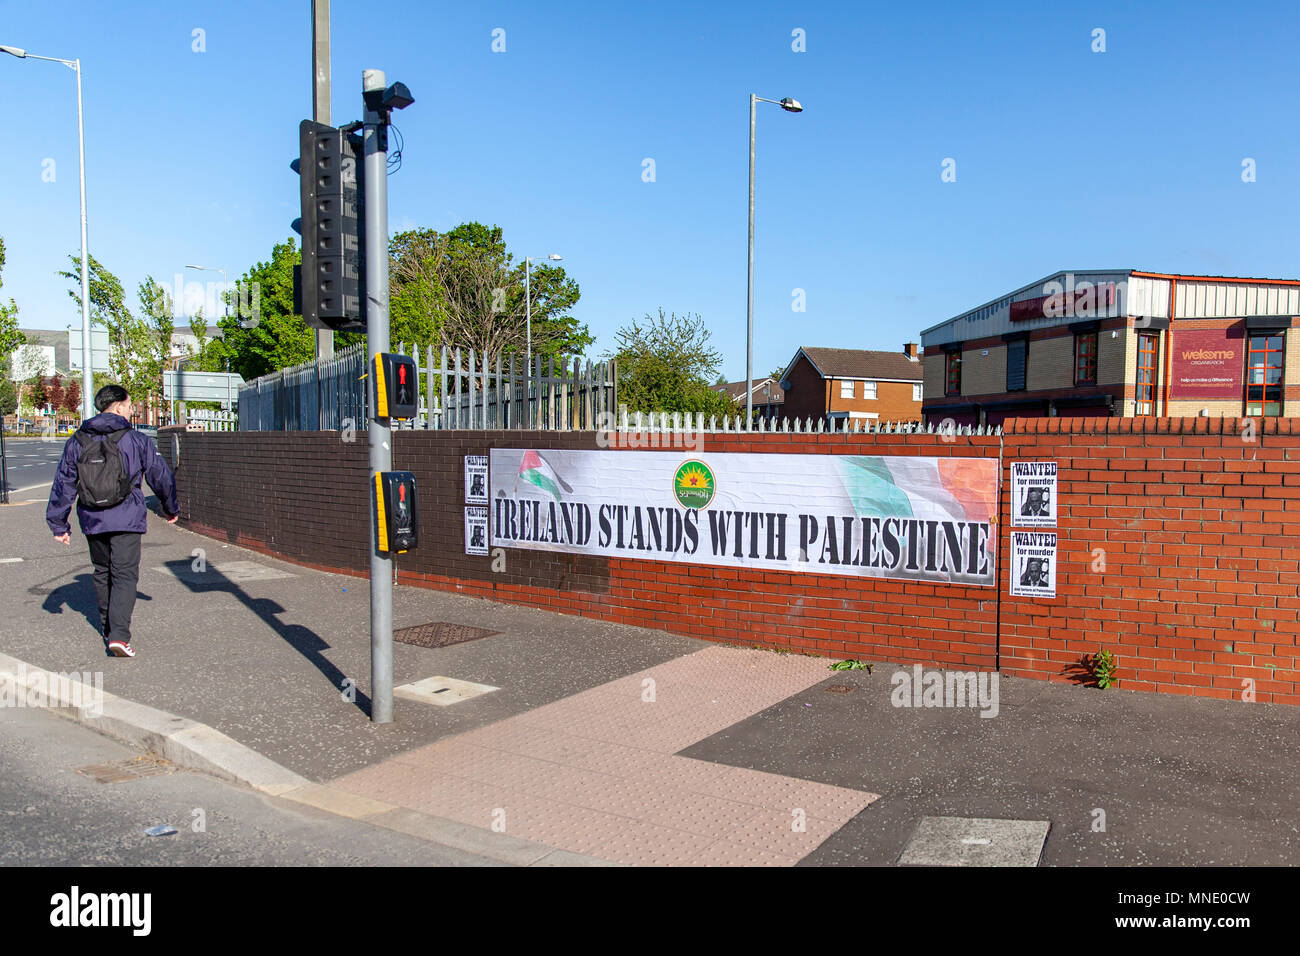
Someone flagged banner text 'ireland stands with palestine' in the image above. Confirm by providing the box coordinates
[489,450,998,586]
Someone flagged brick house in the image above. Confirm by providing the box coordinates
[778,345,924,424]
[920,269,1300,427]
[712,377,785,421]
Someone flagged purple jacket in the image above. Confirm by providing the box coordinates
[46,413,179,536]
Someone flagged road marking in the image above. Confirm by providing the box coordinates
[0,558,24,564]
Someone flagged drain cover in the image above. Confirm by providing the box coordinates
[898,816,1050,867]
[394,622,500,648]
[825,684,855,694]
[76,756,176,784]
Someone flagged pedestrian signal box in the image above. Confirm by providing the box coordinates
[372,353,419,421]
[374,471,418,554]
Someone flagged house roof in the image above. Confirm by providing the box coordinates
[712,378,784,403]
[784,347,923,385]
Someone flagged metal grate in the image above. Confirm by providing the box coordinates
[393,622,500,649]
[76,756,177,784]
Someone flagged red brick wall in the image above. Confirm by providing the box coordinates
[161,417,1300,705]
[998,416,1300,705]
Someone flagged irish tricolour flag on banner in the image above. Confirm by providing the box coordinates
[514,450,573,500]
[836,456,996,523]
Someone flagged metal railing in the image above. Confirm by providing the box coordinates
[237,342,617,431]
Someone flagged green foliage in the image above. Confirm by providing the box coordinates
[138,275,176,406]
[388,222,590,360]
[610,310,739,418]
[209,238,314,381]
[1092,649,1118,688]
[59,253,155,403]
[0,237,22,364]
[0,377,17,417]
[829,659,873,672]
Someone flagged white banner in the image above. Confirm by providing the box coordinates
[488,449,999,586]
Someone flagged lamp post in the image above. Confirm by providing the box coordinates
[524,253,563,363]
[2,45,93,420]
[746,94,802,427]
[185,264,228,317]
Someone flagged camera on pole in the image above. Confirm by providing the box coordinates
[291,119,365,330]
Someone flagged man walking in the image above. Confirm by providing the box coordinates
[46,385,179,658]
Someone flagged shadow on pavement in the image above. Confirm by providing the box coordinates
[158,558,373,717]
[35,572,153,637]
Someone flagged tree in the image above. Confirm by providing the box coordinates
[0,378,16,417]
[62,378,81,416]
[27,375,48,412]
[45,374,67,415]
[388,222,590,360]
[609,310,738,418]
[138,275,176,408]
[0,237,22,372]
[210,238,313,380]
[59,253,152,404]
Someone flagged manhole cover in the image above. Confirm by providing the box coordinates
[76,756,176,784]
[825,684,855,694]
[898,816,1051,867]
[393,622,500,648]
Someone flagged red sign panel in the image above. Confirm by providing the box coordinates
[1170,327,1243,399]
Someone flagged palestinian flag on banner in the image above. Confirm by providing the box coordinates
[514,450,573,500]
[837,456,997,523]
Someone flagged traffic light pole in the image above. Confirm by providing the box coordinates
[363,68,393,724]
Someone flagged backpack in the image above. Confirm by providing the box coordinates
[74,429,135,509]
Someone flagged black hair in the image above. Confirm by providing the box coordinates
[94,384,129,413]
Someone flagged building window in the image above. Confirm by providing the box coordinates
[862,381,877,400]
[912,383,923,402]
[1006,337,1027,391]
[1135,332,1159,415]
[839,379,853,399]
[945,351,962,396]
[1075,331,1098,385]
[1245,332,1285,416]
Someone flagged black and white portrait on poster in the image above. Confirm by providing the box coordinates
[465,455,489,505]
[464,506,489,555]
[1010,530,1056,598]
[1011,461,1057,527]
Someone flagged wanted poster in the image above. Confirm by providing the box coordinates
[1010,531,1056,598]
[1011,460,1057,527]
[464,455,489,505]
[464,506,489,555]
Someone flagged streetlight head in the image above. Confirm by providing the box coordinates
[185,264,204,270]
[779,97,803,113]
[1,45,28,58]
[547,254,563,261]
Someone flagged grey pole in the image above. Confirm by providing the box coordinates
[746,94,756,430]
[75,59,92,421]
[363,68,393,723]
[525,256,531,363]
[312,0,334,363]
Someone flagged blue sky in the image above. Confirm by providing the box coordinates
[2,0,1299,379]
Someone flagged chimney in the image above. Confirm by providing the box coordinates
[903,342,919,360]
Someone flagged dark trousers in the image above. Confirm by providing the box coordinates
[86,532,143,646]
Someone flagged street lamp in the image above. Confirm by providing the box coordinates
[746,94,802,427]
[524,253,563,363]
[3,44,94,420]
[185,263,228,317]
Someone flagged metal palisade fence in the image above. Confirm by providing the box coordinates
[237,342,618,431]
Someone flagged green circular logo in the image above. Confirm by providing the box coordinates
[674,460,715,509]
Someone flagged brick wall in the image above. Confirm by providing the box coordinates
[162,418,1300,705]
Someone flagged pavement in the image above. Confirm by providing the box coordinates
[2,478,1298,866]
